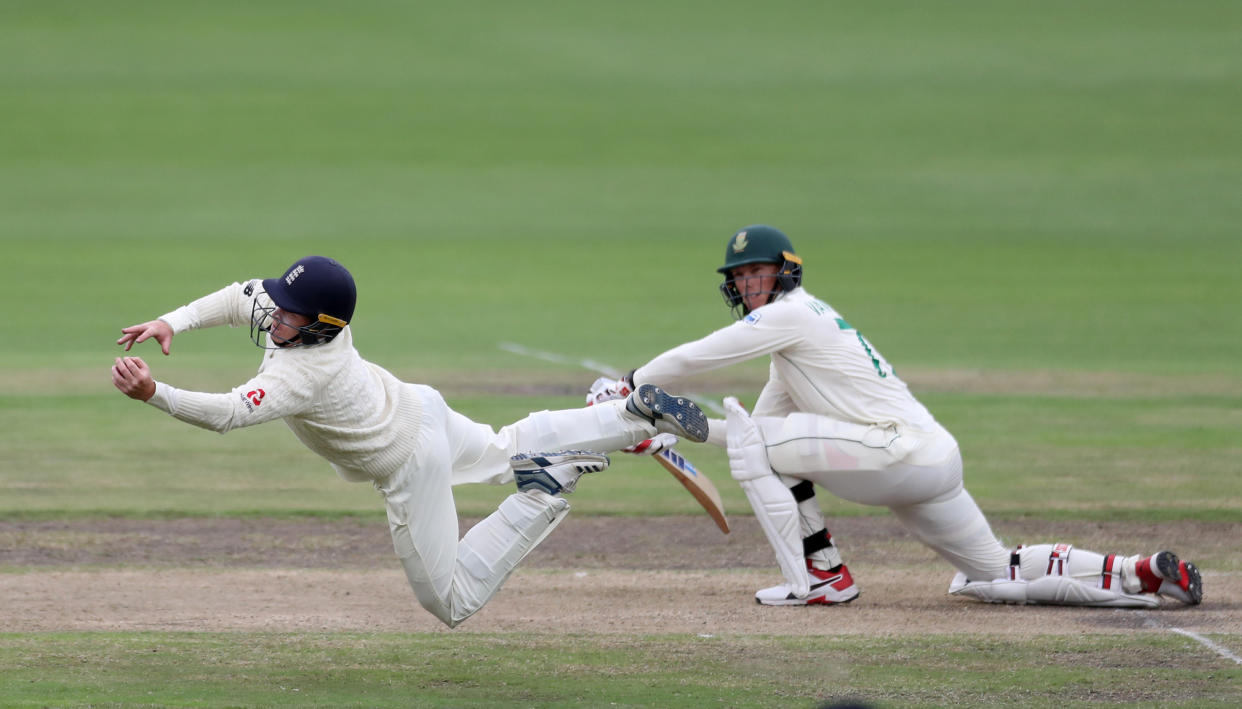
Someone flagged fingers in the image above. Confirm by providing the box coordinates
[116,322,173,355]
[111,357,135,393]
[121,356,147,375]
[116,327,139,350]
[116,325,144,351]
[111,356,154,401]
[111,356,146,382]
[140,328,172,355]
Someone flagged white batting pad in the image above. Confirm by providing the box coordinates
[725,397,810,597]
[949,572,1159,608]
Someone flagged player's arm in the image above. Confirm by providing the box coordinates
[112,355,315,433]
[116,280,262,354]
[585,308,803,416]
[632,310,804,391]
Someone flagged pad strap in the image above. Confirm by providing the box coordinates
[1008,547,1023,581]
[802,528,834,556]
[1100,553,1120,590]
[789,479,815,503]
[1046,543,1073,576]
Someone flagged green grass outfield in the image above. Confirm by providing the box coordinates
[2,0,1241,706]
[0,632,1237,708]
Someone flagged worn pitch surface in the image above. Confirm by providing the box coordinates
[3,517,1235,640]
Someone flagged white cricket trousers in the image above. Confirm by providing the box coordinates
[377,386,654,628]
[756,413,1012,581]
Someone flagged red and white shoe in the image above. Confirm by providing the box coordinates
[1133,551,1203,605]
[755,561,860,606]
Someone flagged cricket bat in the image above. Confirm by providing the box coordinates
[653,447,730,534]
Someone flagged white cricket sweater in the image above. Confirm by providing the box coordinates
[633,287,937,433]
[146,280,424,482]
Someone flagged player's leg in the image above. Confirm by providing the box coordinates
[760,413,961,507]
[724,399,858,605]
[950,544,1203,607]
[444,385,707,486]
[749,407,1204,608]
[756,474,859,606]
[377,411,468,626]
[784,476,845,573]
[439,401,637,486]
[853,452,1176,607]
[432,451,608,626]
[870,464,1200,607]
[888,482,1012,582]
[757,411,1011,591]
[876,448,1203,607]
[381,390,607,627]
[1127,550,1203,604]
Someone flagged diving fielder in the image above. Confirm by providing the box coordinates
[590,226,1203,608]
[112,255,708,628]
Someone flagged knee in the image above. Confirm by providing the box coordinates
[413,587,461,628]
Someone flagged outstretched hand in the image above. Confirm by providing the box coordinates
[117,320,173,355]
[622,432,679,456]
[112,356,156,401]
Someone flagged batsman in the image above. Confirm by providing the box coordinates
[591,225,1203,609]
[112,255,709,628]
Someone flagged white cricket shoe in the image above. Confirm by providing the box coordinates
[625,384,710,443]
[756,563,860,606]
[511,451,610,496]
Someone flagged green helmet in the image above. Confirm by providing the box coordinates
[717,225,804,318]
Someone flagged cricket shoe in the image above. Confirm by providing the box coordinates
[1132,551,1203,605]
[755,562,860,606]
[511,451,610,496]
[625,384,709,443]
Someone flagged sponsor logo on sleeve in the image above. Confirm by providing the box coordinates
[241,388,265,412]
[743,311,762,325]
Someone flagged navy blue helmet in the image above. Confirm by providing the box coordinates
[251,255,356,348]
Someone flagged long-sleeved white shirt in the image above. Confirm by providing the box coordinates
[633,287,937,434]
[147,280,424,482]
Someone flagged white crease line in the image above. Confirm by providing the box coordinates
[497,342,620,378]
[498,342,726,416]
[1168,628,1242,665]
[1142,613,1242,665]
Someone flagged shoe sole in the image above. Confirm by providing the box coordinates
[756,592,860,607]
[511,451,610,471]
[628,385,709,443]
[1153,551,1204,605]
[1182,561,1203,605]
[1154,550,1183,584]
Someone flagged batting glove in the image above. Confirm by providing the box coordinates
[585,372,635,406]
[622,432,679,455]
